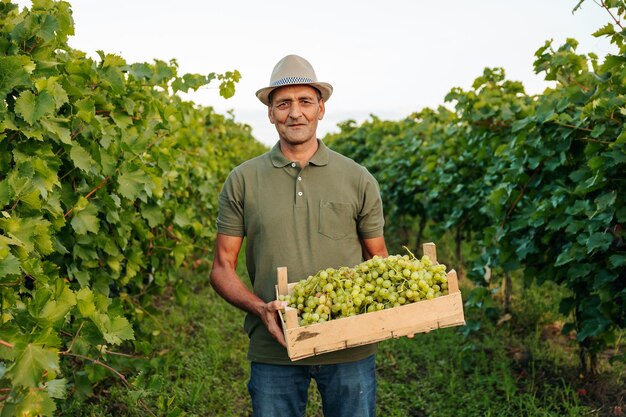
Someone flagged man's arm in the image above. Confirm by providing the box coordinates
[209,233,287,347]
[361,236,389,259]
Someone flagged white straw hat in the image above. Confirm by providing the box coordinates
[256,54,333,106]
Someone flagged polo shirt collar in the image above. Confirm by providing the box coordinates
[270,139,330,167]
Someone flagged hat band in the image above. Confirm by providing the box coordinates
[271,76,315,87]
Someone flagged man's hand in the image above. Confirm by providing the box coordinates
[260,300,289,348]
[211,234,291,349]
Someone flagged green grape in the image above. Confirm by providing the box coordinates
[283,247,452,324]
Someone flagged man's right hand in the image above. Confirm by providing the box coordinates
[210,234,289,349]
[260,300,289,348]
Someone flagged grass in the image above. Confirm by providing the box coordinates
[63,259,625,417]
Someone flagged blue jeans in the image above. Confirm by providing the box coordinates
[248,354,376,417]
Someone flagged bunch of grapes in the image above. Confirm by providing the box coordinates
[279,247,449,326]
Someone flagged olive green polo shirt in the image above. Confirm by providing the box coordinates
[217,139,385,365]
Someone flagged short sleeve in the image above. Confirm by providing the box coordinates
[216,170,245,237]
[357,168,385,239]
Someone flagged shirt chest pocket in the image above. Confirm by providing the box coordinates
[318,201,355,240]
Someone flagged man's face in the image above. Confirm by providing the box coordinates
[268,85,325,146]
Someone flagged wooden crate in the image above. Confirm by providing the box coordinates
[276,242,466,361]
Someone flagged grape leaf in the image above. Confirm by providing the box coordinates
[141,204,164,227]
[45,378,67,399]
[0,55,35,97]
[151,60,176,85]
[609,254,626,267]
[592,23,616,38]
[590,123,606,139]
[595,191,617,211]
[5,344,60,387]
[68,263,91,287]
[128,62,152,80]
[0,215,52,253]
[40,118,71,144]
[15,90,55,125]
[586,232,613,253]
[102,52,126,68]
[76,287,96,317]
[555,249,575,266]
[75,98,95,123]
[38,14,60,41]
[577,317,610,341]
[91,312,135,345]
[0,179,10,207]
[15,389,57,416]
[117,169,151,201]
[29,285,76,325]
[0,253,21,278]
[174,210,192,227]
[71,204,100,235]
[70,144,96,173]
[35,77,69,109]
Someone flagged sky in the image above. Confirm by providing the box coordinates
[15,0,614,146]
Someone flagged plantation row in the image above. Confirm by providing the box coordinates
[326,3,625,373]
[0,1,265,415]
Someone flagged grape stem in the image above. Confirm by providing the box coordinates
[402,245,417,260]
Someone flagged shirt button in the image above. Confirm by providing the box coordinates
[291,163,296,168]
[298,176,302,181]
[298,191,303,196]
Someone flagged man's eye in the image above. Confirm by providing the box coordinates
[276,102,289,109]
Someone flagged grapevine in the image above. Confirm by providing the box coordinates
[326,3,626,374]
[0,1,266,415]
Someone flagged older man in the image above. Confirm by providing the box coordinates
[210,54,388,417]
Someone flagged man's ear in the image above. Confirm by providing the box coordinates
[318,99,325,120]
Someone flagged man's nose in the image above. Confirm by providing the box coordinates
[289,103,303,119]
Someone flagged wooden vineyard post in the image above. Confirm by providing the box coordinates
[277,267,298,329]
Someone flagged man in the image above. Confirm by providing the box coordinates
[210,54,388,417]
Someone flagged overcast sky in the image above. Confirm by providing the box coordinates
[16,0,613,146]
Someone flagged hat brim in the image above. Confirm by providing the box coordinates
[256,82,333,106]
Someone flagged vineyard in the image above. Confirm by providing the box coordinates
[0,0,625,416]
[0,1,265,415]
[326,5,625,374]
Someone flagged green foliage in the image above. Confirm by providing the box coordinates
[0,1,266,414]
[326,3,625,373]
